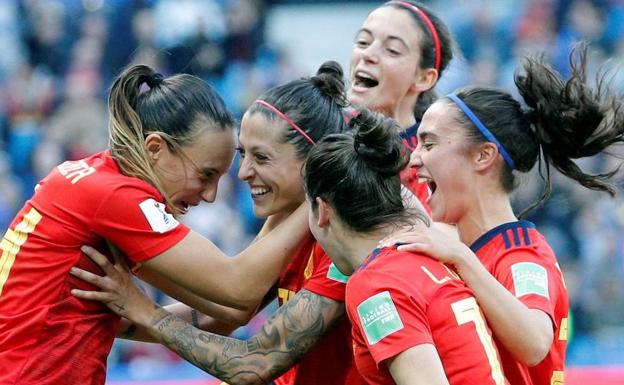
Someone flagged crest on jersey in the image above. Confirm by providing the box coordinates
[511,262,549,299]
[139,198,179,233]
[357,291,404,345]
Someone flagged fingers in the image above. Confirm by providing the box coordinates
[70,267,114,290]
[105,240,132,273]
[71,288,115,302]
[81,245,118,276]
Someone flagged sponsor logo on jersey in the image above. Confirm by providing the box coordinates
[139,198,179,233]
[357,291,404,345]
[511,262,549,298]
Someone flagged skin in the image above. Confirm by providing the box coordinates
[348,5,437,129]
[383,100,554,366]
[73,112,347,385]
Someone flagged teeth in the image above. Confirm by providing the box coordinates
[251,187,271,196]
[356,71,375,80]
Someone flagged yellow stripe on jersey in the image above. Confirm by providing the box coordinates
[559,317,568,341]
[551,370,564,385]
[0,208,43,296]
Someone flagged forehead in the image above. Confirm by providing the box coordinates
[360,6,423,45]
[239,111,286,146]
[183,128,235,171]
[419,100,464,138]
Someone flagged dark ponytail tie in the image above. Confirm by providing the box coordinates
[147,73,164,88]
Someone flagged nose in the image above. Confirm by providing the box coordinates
[237,156,254,181]
[408,148,423,169]
[362,43,379,64]
[201,182,218,203]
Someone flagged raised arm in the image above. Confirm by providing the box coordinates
[141,203,309,310]
[384,226,553,366]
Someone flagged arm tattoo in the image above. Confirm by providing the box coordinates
[191,309,200,328]
[147,290,344,385]
[119,323,138,339]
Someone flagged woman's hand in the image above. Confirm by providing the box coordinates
[70,245,157,326]
[381,223,475,271]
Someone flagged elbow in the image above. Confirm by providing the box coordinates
[518,339,551,367]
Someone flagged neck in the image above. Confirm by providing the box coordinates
[456,188,517,247]
[335,227,392,274]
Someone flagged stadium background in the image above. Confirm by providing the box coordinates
[0,0,622,383]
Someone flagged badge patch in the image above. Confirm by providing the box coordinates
[357,291,404,345]
[139,198,179,233]
[327,262,349,283]
[511,262,549,298]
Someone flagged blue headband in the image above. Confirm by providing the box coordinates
[446,94,515,170]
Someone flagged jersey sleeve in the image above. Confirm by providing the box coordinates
[303,243,347,301]
[348,270,433,366]
[491,248,559,321]
[91,185,190,263]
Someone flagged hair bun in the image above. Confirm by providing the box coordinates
[312,60,348,107]
[350,108,408,176]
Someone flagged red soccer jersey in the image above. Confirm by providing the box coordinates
[346,246,508,385]
[273,236,364,385]
[0,151,190,385]
[399,124,431,213]
[470,221,569,385]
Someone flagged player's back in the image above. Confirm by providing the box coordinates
[346,246,508,385]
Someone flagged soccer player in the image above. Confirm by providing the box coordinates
[73,61,364,385]
[347,0,454,205]
[0,65,310,385]
[383,43,624,384]
[303,108,508,385]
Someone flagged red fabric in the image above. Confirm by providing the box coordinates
[471,221,569,385]
[274,238,364,385]
[0,151,189,385]
[346,246,508,385]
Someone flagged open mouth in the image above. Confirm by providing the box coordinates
[353,71,379,88]
[251,187,272,198]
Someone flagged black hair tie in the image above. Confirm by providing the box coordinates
[147,73,164,88]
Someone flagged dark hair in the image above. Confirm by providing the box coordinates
[446,43,624,215]
[383,1,455,121]
[247,61,349,159]
[108,64,235,210]
[304,108,427,233]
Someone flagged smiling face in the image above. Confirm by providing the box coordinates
[409,101,477,224]
[348,6,426,117]
[152,126,236,215]
[237,111,306,218]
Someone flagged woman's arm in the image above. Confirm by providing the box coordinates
[71,250,345,385]
[384,226,553,366]
[387,344,450,385]
[117,302,239,342]
[139,203,309,310]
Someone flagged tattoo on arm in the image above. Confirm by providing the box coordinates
[119,323,138,339]
[191,309,200,328]
[147,289,344,385]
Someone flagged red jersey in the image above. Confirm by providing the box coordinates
[346,246,508,385]
[0,151,190,385]
[470,221,569,385]
[399,124,431,212]
[274,236,364,385]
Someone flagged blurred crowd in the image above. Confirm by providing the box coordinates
[0,0,622,379]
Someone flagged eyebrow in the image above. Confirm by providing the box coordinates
[418,131,439,141]
[357,28,409,50]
